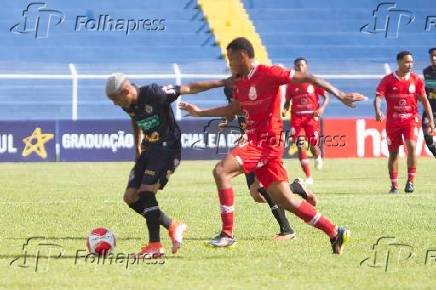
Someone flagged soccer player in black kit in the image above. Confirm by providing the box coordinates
[219,87,318,241]
[105,73,228,257]
[422,47,436,157]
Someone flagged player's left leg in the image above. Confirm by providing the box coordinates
[245,173,295,240]
[403,122,419,193]
[307,117,322,170]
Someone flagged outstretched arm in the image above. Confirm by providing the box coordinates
[180,77,234,95]
[292,71,366,107]
[179,100,241,119]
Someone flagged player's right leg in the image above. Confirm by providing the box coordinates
[246,174,295,240]
[208,152,243,247]
[387,126,401,194]
[266,180,349,255]
[307,117,323,170]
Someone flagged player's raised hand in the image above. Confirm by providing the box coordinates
[339,92,368,108]
[179,101,201,117]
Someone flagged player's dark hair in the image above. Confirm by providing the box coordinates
[428,47,436,54]
[227,37,255,58]
[397,51,412,61]
[294,57,307,65]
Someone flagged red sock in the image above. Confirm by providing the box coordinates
[299,150,311,178]
[408,167,416,183]
[294,201,337,238]
[389,171,398,189]
[218,188,234,237]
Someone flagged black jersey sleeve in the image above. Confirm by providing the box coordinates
[223,87,233,103]
[144,83,181,104]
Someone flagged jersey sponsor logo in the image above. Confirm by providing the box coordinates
[145,105,153,114]
[136,115,160,130]
[409,83,416,93]
[399,99,406,106]
[144,131,160,143]
[307,85,314,94]
[248,86,257,100]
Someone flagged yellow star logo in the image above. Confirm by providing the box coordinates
[22,128,54,159]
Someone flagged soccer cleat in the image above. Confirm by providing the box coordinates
[388,186,399,194]
[404,181,415,193]
[290,178,318,206]
[314,156,323,170]
[169,221,187,254]
[305,177,314,185]
[208,232,236,248]
[330,226,350,255]
[136,242,165,258]
[273,232,296,241]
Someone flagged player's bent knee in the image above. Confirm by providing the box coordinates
[250,190,265,203]
[123,188,138,205]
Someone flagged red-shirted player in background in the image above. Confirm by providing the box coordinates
[284,58,329,185]
[374,51,435,194]
[180,37,366,254]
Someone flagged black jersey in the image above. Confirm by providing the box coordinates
[223,87,246,131]
[423,65,436,112]
[123,84,181,147]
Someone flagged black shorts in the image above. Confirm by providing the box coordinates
[127,145,181,190]
[245,172,256,189]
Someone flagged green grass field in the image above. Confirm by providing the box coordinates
[1,158,435,290]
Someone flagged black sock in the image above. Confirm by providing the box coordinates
[129,191,161,243]
[257,187,293,234]
[159,210,172,230]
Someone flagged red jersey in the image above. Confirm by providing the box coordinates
[286,82,325,116]
[376,72,425,124]
[233,64,294,154]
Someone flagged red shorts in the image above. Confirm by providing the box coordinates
[290,115,320,146]
[230,143,288,189]
[386,119,419,152]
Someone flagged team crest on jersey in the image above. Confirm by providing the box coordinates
[307,85,314,94]
[409,83,416,93]
[248,86,257,100]
[145,105,153,113]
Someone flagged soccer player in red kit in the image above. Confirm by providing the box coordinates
[180,37,366,254]
[374,51,435,194]
[284,57,329,184]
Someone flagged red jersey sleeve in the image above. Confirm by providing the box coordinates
[416,77,426,96]
[268,65,295,86]
[285,84,293,101]
[376,76,388,97]
[316,86,326,96]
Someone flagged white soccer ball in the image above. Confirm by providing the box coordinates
[86,227,116,256]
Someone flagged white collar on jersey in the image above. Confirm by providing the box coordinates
[247,61,258,79]
[393,71,411,80]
